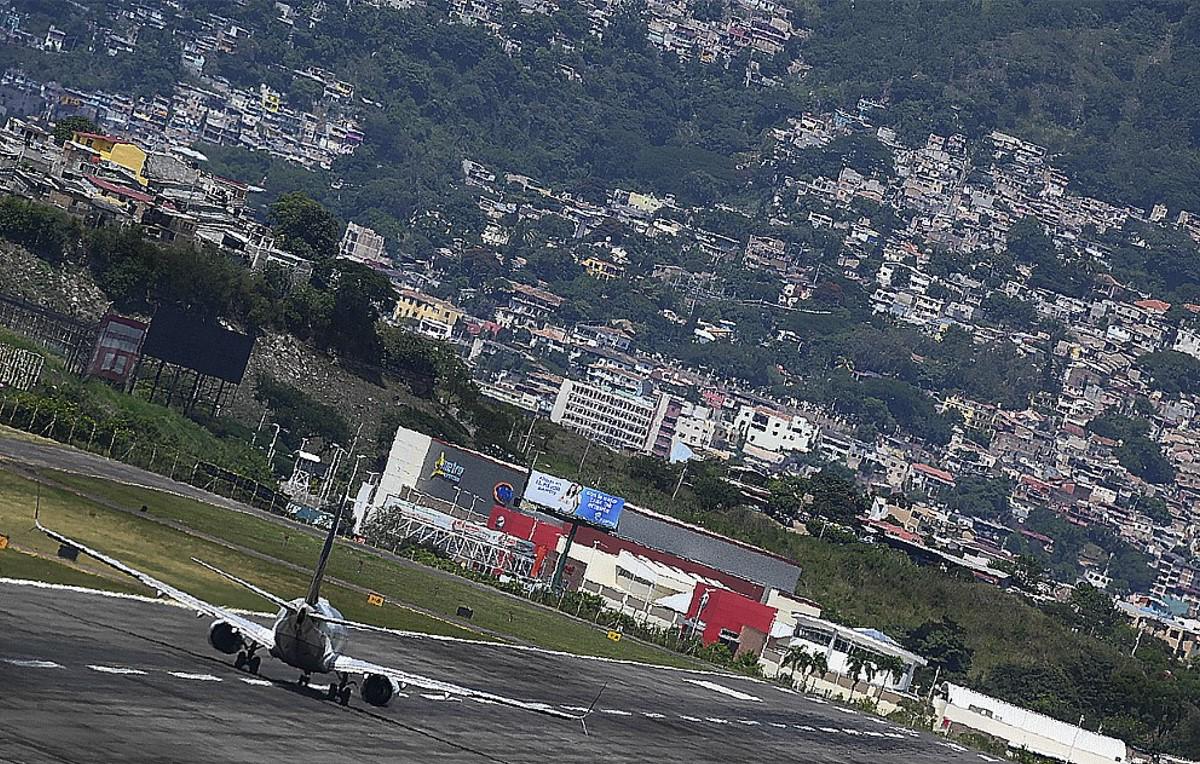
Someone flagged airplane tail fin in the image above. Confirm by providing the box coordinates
[304,506,342,606]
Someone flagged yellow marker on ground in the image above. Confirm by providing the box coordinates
[606,630,622,642]
[0,534,8,550]
[367,592,384,607]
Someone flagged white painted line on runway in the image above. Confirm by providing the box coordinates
[819,727,839,733]
[682,678,761,702]
[978,756,1000,762]
[863,730,885,737]
[239,678,272,686]
[472,697,499,705]
[420,693,455,701]
[736,719,760,726]
[774,686,798,694]
[807,697,828,704]
[835,706,859,715]
[168,672,222,682]
[842,728,862,735]
[770,722,788,729]
[3,658,62,669]
[794,724,816,731]
[679,715,704,723]
[642,712,666,719]
[600,709,633,716]
[705,717,730,725]
[561,705,590,713]
[88,665,147,675]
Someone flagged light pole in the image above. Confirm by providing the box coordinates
[266,424,287,464]
[1065,715,1084,763]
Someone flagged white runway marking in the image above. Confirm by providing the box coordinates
[682,678,762,702]
[560,705,590,713]
[642,712,666,719]
[239,678,272,686]
[842,728,862,735]
[807,697,827,704]
[168,672,222,682]
[737,719,760,726]
[978,755,1000,762]
[600,708,633,716]
[679,715,703,723]
[3,658,61,669]
[795,724,816,732]
[705,717,730,725]
[774,686,798,694]
[835,706,859,715]
[819,727,839,733]
[88,665,147,675]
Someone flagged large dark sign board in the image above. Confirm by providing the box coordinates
[142,307,254,384]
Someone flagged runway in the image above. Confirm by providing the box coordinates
[0,580,995,764]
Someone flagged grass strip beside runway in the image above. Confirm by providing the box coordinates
[3,468,699,668]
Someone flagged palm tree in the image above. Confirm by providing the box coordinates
[807,652,829,692]
[845,651,866,701]
[781,646,812,687]
[874,655,907,700]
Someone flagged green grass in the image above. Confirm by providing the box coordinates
[26,469,701,667]
[0,547,145,594]
[0,469,476,638]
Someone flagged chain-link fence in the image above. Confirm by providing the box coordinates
[0,392,288,515]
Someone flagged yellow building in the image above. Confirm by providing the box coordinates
[72,131,148,186]
[392,289,464,339]
[581,256,624,281]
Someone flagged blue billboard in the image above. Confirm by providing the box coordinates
[524,469,625,530]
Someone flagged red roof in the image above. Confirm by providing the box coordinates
[75,131,125,144]
[1019,528,1054,545]
[88,176,153,204]
[1135,299,1171,313]
[912,462,955,484]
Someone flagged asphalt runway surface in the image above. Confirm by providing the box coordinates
[0,581,998,764]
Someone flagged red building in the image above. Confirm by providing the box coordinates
[685,583,777,657]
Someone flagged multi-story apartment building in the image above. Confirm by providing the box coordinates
[550,377,674,454]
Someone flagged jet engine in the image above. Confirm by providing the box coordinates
[361,674,395,707]
[208,620,244,654]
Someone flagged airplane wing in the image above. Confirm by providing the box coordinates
[331,653,602,724]
[35,508,276,650]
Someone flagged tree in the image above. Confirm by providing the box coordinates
[845,651,875,701]
[904,619,973,678]
[51,116,97,145]
[999,554,1045,593]
[874,654,907,699]
[268,192,342,261]
[1062,583,1119,639]
[807,652,829,692]
[781,646,813,686]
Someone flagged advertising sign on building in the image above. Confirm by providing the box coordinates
[524,469,625,530]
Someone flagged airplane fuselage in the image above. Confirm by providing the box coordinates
[269,597,348,674]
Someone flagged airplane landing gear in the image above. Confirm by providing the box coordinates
[298,673,311,687]
[234,649,261,675]
[329,672,353,706]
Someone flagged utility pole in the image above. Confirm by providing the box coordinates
[671,461,689,501]
[577,440,592,477]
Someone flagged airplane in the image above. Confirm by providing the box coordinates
[34,494,599,724]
